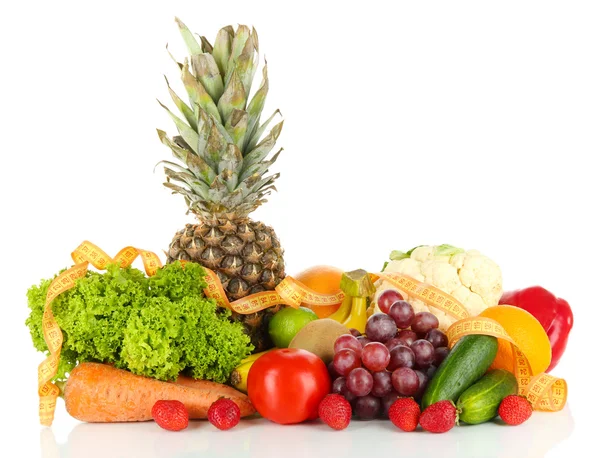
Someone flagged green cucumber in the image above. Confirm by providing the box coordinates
[421,335,498,409]
[457,369,518,424]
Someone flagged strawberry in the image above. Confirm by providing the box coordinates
[208,398,241,430]
[318,394,352,430]
[419,400,458,433]
[388,398,420,432]
[152,400,189,431]
[498,395,533,425]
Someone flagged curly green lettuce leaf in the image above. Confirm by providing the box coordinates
[121,296,186,380]
[26,265,149,380]
[122,295,252,382]
[25,261,252,383]
[182,303,252,383]
[148,260,206,300]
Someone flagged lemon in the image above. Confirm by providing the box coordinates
[269,306,319,348]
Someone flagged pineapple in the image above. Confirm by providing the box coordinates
[157,19,285,351]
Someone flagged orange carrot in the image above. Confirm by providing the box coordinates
[64,362,255,422]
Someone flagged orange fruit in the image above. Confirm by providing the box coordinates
[479,305,552,376]
[295,265,344,319]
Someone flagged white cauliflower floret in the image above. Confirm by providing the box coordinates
[371,245,502,331]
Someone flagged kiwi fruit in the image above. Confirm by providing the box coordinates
[288,319,350,363]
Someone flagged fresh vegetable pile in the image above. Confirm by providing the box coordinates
[25,17,573,436]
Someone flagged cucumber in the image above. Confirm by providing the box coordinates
[457,369,518,424]
[421,335,498,410]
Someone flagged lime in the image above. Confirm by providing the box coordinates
[269,306,319,348]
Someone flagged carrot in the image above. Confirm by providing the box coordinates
[64,362,255,422]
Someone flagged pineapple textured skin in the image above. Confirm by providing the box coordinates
[167,219,285,351]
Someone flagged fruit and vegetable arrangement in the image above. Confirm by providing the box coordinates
[26,18,573,435]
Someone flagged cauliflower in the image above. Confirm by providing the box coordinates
[371,245,503,330]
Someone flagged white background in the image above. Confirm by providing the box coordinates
[1,0,598,456]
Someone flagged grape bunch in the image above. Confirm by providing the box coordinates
[328,290,450,420]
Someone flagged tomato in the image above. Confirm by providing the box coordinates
[247,348,331,424]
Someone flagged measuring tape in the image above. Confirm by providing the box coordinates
[375,272,471,321]
[202,268,345,314]
[37,241,566,425]
[377,272,567,412]
[38,241,344,425]
[38,242,162,425]
[446,317,567,412]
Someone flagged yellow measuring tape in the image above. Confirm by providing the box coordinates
[376,272,567,412]
[446,317,567,412]
[376,272,470,321]
[38,242,162,425]
[202,268,345,314]
[38,241,344,425]
[38,242,566,425]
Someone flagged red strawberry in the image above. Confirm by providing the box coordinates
[419,400,458,433]
[498,395,533,425]
[152,400,189,431]
[388,398,420,432]
[208,398,241,430]
[318,394,352,430]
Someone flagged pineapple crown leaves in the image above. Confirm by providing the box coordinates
[157,18,283,218]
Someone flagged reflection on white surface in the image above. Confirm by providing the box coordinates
[40,406,574,458]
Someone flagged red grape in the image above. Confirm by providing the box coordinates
[387,345,415,371]
[334,334,363,356]
[425,365,437,379]
[332,376,346,394]
[349,328,362,337]
[371,371,393,397]
[381,392,401,418]
[377,289,403,314]
[361,342,391,372]
[411,339,435,368]
[347,367,373,396]
[357,336,372,348]
[341,384,357,403]
[354,395,381,420]
[327,361,339,379]
[433,346,450,366]
[385,337,405,351]
[365,313,398,343]
[391,367,420,396]
[425,328,448,348]
[414,370,429,399]
[388,301,415,329]
[397,329,418,347]
[411,312,439,334]
[333,349,361,376]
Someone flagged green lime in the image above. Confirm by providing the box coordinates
[268,306,319,348]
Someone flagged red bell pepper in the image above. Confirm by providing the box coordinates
[500,286,573,372]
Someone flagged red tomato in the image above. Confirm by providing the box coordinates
[247,348,331,424]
